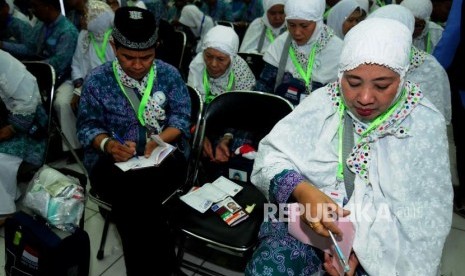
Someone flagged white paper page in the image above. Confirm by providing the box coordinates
[211,176,243,197]
[194,183,229,202]
[180,191,213,213]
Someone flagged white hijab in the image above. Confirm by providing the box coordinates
[326,0,363,39]
[179,4,208,37]
[202,25,239,57]
[367,4,415,34]
[400,0,433,20]
[262,0,287,30]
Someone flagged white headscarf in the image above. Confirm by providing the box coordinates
[263,0,286,12]
[400,0,433,20]
[339,17,411,80]
[367,4,415,35]
[86,0,114,39]
[262,0,286,30]
[326,0,362,39]
[202,25,239,57]
[354,0,369,14]
[179,4,207,37]
[285,0,325,22]
[5,0,14,14]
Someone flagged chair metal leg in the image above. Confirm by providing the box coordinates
[97,210,111,260]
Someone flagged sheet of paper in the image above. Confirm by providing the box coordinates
[287,203,355,276]
[211,176,243,197]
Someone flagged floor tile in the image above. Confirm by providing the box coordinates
[452,212,465,231]
[83,214,124,276]
[198,260,245,276]
[440,228,465,275]
[99,256,126,276]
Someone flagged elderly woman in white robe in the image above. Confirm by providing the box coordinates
[400,0,444,54]
[246,18,452,275]
[187,25,256,104]
[256,0,343,106]
[54,1,115,152]
[178,4,215,54]
[326,0,367,39]
[239,0,287,54]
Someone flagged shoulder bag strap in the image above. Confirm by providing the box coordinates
[274,34,292,91]
[342,112,355,199]
[257,27,267,53]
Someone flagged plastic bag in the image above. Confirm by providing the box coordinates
[22,165,85,231]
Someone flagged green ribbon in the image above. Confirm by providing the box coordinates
[112,60,155,126]
[89,29,112,63]
[336,87,407,180]
[289,43,318,89]
[203,68,235,104]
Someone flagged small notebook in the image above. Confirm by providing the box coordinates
[287,203,355,276]
[114,135,176,172]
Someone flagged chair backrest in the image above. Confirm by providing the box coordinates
[237,52,265,79]
[215,20,234,29]
[22,61,56,163]
[191,91,293,185]
[157,28,187,72]
[22,61,88,177]
[201,91,293,144]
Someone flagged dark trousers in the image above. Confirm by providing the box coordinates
[90,151,187,275]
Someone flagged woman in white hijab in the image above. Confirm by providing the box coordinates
[256,0,343,106]
[239,0,287,54]
[0,49,45,223]
[400,0,444,53]
[326,0,367,39]
[187,25,256,103]
[178,4,215,53]
[54,0,115,152]
[246,17,452,275]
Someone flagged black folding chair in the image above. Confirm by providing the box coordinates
[21,61,86,172]
[166,91,294,275]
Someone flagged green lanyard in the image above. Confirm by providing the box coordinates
[90,29,112,63]
[426,31,432,54]
[336,87,407,180]
[203,68,235,104]
[112,61,155,126]
[289,43,317,89]
[265,28,275,43]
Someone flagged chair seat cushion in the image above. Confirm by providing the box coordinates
[169,183,267,250]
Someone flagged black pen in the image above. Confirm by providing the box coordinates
[111,131,138,159]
